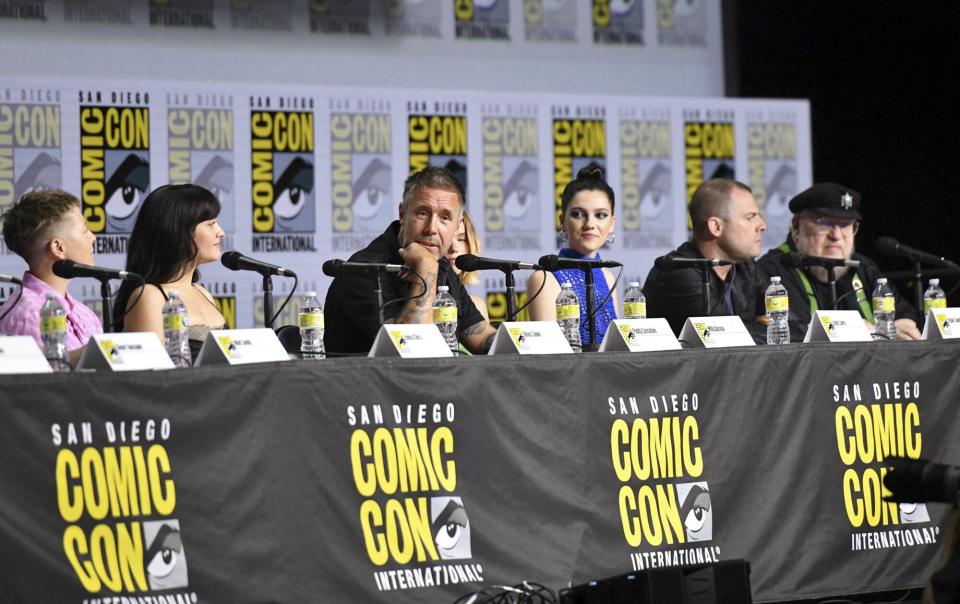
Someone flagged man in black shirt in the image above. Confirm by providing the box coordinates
[324,167,497,355]
[757,182,920,341]
[644,179,767,338]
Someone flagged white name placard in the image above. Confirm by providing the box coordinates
[679,316,755,348]
[78,333,175,371]
[0,336,53,374]
[803,310,873,342]
[922,308,960,340]
[488,321,573,355]
[368,324,453,358]
[599,319,681,352]
[195,328,291,365]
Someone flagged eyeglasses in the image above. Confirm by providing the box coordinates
[806,215,859,235]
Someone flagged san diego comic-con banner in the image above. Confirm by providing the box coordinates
[0,78,811,324]
[1,342,958,602]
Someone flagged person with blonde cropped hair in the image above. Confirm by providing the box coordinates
[444,210,488,320]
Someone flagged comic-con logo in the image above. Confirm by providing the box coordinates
[684,114,734,230]
[169,107,235,233]
[657,0,707,46]
[347,402,483,591]
[609,394,721,570]
[52,419,196,597]
[620,119,671,248]
[483,117,538,234]
[455,0,509,40]
[593,0,644,44]
[552,116,606,232]
[79,100,150,237]
[409,112,467,192]
[834,382,933,536]
[331,112,392,239]
[0,98,62,216]
[747,122,796,228]
[251,110,314,233]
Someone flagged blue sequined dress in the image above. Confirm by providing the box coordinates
[552,248,618,345]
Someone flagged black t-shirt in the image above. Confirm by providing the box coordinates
[643,240,766,340]
[323,221,484,354]
[756,240,917,342]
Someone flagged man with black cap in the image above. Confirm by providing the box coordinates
[756,182,920,341]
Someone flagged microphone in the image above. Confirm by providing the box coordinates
[455,254,541,272]
[783,252,861,269]
[883,456,960,504]
[221,251,296,277]
[653,256,733,271]
[1,273,22,285]
[52,260,142,282]
[537,254,621,271]
[321,259,407,278]
[876,236,958,267]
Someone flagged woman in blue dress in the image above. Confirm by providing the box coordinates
[528,163,619,346]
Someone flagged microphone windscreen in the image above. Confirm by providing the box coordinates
[220,251,243,270]
[455,255,479,272]
[782,252,803,268]
[321,259,342,277]
[52,259,76,279]
[537,255,560,271]
[874,236,899,254]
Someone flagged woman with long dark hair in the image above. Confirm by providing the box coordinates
[113,184,225,358]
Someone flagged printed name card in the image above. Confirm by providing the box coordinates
[922,308,960,340]
[368,324,453,358]
[195,328,291,365]
[78,333,175,371]
[0,336,53,374]
[803,310,873,343]
[487,321,573,355]
[599,319,681,352]
[679,316,755,348]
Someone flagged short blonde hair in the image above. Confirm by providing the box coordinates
[458,211,481,286]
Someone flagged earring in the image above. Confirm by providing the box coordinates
[559,230,568,243]
[606,233,616,245]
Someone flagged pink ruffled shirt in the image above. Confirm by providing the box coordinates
[0,272,102,350]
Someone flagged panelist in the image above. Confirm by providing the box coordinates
[644,179,767,337]
[323,166,497,355]
[527,163,619,344]
[757,182,920,341]
[444,210,489,321]
[0,190,102,358]
[113,184,226,358]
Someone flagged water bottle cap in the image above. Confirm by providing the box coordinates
[561,282,572,288]
[304,291,317,297]
[627,281,640,287]
[930,278,940,286]
[877,277,887,284]
[770,276,781,283]
[438,285,449,292]
[167,289,180,297]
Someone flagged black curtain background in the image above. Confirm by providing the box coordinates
[726,2,960,304]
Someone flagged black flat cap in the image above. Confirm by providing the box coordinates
[788,182,862,219]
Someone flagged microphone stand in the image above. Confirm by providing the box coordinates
[376,270,386,327]
[582,268,599,352]
[99,279,113,333]
[700,266,711,316]
[262,274,274,329]
[826,266,838,310]
[504,270,517,321]
[913,260,925,331]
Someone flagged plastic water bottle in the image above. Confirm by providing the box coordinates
[299,291,325,359]
[433,285,458,356]
[923,278,946,315]
[764,276,790,345]
[556,281,582,353]
[40,293,69,372]
[872,277,896,340]
[622,281,646,319]
[162,290,191,368]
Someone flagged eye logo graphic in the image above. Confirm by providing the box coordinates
[694,322,710,342]
[389,330,407,352]
[98,340,123,364]
[820,315,834,335]
[143,520,189,590]
[217,336,240,358]
[676,482,712,542]
[431,497,471,560]
[897,502,931,525]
